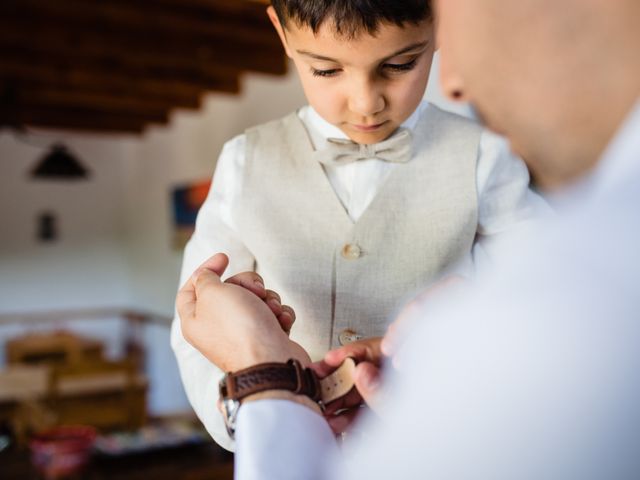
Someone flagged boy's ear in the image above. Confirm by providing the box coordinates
[267,6,293,58]
[267,6,291,58]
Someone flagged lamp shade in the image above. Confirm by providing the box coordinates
[31,144,90,180]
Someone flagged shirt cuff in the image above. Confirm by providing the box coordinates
[235,399,338,480]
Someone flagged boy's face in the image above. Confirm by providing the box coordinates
[269,8,435,145]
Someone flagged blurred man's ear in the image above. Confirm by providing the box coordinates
[438,47,468,103]
[267,6,293,58]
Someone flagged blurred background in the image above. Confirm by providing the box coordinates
[0,0,466,477]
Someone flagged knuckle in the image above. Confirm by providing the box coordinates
[266,289,281,301]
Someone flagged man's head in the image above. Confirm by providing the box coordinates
[436,0,640,190]
[268,1,434,144]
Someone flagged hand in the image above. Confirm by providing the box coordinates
[177,253,311,372]
[224,271,297,335]
[311,337,385,435]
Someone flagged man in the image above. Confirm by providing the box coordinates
[177,0,640,478]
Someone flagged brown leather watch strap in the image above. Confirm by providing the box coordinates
[319,357,356,403]
[221,359,322,403]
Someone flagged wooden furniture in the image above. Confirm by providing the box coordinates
[0,365,53,446]
[46,359,147,431]
[6,331,104,366]
[1,331,148,440]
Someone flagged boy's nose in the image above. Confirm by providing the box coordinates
[439,51,469,103]
[348,80,385,117]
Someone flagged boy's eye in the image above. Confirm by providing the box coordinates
[383,58,418,73]
[311,68,341,78]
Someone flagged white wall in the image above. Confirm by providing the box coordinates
[0,132,136,311]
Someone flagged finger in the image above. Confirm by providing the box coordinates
[225,271,266,298]
[264,289,283,316]
[354,362,381,409]
[309,359,337,378]
[324,337,383,367]
[323,387,363,415]
[278,305,296,334]
[326,408,361,436]
[193,253,230,280]
[194,268,224,298]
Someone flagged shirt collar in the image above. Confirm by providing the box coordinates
[548,100,640,209]
[590,100,640,199]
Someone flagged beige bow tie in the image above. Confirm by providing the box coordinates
[313,128,413,166]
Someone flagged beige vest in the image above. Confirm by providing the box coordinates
[235,104,481,360]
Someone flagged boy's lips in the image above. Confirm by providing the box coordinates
[350,121,389,132]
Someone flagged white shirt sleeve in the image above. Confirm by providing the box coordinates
[472,130,552,273]
[170,134,256,451]
[235,400,339,480]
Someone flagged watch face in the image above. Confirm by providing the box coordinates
[221,397,240,438]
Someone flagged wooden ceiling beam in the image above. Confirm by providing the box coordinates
[0,48,242,95]
[2,85,187,119]
[0,0,282,63]
[0,0,286,134]
[0,57,239,107]
[114,0,274,33]
[136,0,272,24]
[0,108,163,134]
[0,21,286,78]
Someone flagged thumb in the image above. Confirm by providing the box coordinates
[191,253,229,293]
[354,362,381,410]
[193,267,223,297]
[195,252,230,277]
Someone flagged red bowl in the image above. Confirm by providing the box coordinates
[30,426,97,479]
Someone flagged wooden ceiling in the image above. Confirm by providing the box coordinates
[0,0,286,134]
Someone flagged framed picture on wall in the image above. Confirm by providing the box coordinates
[171,180,211,250]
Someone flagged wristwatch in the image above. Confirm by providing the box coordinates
[219,358,356,438]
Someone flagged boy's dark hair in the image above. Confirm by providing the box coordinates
[271,0,432,38]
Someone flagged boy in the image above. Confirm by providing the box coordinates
[171,0,547,451]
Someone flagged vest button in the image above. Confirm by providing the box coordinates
[339,329,363,346]
[341,243,362,260]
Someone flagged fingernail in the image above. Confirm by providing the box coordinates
[254,279,265,291]
[380,337,394,356]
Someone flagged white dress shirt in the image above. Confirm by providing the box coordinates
[172,101,550,450]
[235,101,640,479]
